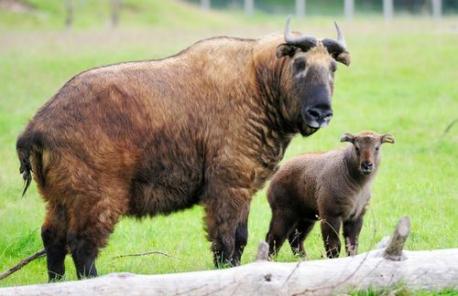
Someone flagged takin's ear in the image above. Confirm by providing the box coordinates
[335,51,351,66]
[381,133,395,144]
[276,44,297,58]
[340,132,355,143]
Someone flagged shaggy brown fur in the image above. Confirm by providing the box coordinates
[266,131,394,258]
[17,27,350,280]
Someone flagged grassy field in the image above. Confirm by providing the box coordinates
[0,0,457,292]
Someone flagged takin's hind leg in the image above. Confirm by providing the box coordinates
[41,204,68,282]
[67,198,125,279]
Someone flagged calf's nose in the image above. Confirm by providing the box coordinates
[361,161,373,171]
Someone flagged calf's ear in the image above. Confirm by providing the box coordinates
[276,44,297,58]
[340,133,355,143]
[381,134,395,144]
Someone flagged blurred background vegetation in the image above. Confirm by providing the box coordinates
[187,0,458,15]
[0,0,457,29]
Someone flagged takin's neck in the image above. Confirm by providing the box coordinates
[252,39,299,136]
[233,39,300,171]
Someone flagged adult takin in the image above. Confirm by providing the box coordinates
[266,131,395,259]
[17,18,350,280]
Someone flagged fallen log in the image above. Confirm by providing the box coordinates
[1,217,457,295]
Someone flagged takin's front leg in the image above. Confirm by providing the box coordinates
[343,215,364,256]
[204,184,251,268]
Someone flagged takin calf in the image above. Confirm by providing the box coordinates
[16,18,351,281]
[266,131,394,258]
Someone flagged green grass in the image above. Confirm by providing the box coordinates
[0,1,457,293]
[352,287,458,296]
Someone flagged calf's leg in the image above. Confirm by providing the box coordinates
[343,216,364,256]
[320,215,342,258]
[288,219,315,257]
[266,210,297,257]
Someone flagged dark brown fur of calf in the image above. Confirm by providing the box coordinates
[266,131,394,259]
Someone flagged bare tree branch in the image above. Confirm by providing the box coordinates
[112,250,172,259]
[0,249,46,281]
[443,119,458,135]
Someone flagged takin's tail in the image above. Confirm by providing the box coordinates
[16,131,44,197]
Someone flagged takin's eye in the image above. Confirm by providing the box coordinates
[355,146,360,155]
[293,57,307,73]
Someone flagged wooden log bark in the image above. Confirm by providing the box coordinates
[1,217,457,295]
[1,248,457,295]
[383,216,410,261]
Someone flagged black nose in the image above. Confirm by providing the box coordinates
[361,161,373,171]
[304,105,333,128]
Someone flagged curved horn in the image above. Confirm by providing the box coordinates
[284,16,316,49]
[334,21,346,48]
[322,22,351,66]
